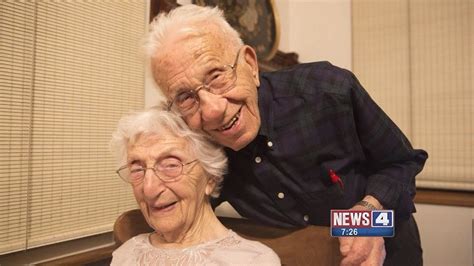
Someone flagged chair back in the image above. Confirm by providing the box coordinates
[113,209,154,245]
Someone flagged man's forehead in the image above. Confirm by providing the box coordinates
[152,31,230,92]
[161,34,225,59]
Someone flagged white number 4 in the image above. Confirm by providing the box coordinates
[375,212,390,226]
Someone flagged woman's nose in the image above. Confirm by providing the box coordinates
[197,90,227,122]
[142,169,165,199]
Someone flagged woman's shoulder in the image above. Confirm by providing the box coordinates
[115,233,150,250]
[226,231,270,250]
[111,231,281,265]
[111,233,151,266]
[211,230,281,265]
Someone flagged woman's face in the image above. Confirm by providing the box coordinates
[126,131,214,236]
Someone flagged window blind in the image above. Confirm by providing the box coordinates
[352,0,473,191]
[0,1,146,254]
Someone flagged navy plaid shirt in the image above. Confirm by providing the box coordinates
[213,62,428,228]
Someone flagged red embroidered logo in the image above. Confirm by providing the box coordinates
[329,169,344,189]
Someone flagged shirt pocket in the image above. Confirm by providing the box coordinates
[301,177,344,204]
[297,172,347,225]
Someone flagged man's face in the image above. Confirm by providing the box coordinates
[152,31,261,151]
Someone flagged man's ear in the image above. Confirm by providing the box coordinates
[243,45,260,87]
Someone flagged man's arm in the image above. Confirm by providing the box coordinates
[336,70,427,265]
[347,71,428,217]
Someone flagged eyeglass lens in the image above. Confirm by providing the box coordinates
[119,157,185,183]
[170,49,241,116]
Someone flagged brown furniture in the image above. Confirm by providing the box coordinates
[113,209,342,265]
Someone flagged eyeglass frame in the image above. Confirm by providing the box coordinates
[115,159,199,184]
[166,47,243,117]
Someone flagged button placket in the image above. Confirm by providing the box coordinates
[253,138,306,226]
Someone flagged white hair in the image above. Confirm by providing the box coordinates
[143,4,243,61]
[110,106,227,197]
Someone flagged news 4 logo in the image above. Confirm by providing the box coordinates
[372,210,393,227]
[330,210,394,237]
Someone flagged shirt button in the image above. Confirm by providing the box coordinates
[267,141,273,148]
[277,192,285,199]
[303,215,309,222]
[255,156,262,163]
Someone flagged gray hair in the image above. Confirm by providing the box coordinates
[110,107,227,197]
[143,4,243,61]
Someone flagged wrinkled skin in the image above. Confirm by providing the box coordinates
[152,25,261,151]
[127,132,226,247]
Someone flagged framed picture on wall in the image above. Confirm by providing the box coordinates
[193,0,280,61]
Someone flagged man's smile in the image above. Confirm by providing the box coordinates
[217,106,243,132]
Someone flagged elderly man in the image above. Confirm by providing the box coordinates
[144,5,428,266]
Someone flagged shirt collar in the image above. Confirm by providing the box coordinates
[230,74,274,156]
[257,73,274,140]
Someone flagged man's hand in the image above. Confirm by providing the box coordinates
[338,235,385,266]
[338,195,386,266]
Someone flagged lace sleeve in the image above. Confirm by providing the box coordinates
[110,234,146,266]
[251,248,281,265]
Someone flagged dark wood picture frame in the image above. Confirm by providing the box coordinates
[193,0,280,61]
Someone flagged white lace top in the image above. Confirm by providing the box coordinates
[111,230,280,265]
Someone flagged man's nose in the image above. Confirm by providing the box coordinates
[197,90,227,122]
[142,169,165,199]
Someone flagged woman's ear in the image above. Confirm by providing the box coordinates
[205,178,216,197]
[242,45,260,87]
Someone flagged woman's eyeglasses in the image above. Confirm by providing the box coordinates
[116,158,198,184]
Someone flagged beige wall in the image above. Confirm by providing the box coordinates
[414,204,473,266]
[275,0,352,69]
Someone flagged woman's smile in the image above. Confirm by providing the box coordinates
[149,201,178,216]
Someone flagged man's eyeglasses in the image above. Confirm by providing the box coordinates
[116,158,198,184]
[167,47,242,117]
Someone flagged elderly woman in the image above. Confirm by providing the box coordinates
[109,107,280,265]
